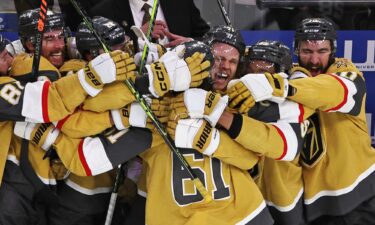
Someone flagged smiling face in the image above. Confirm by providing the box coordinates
[211,42,240,92]
[297,40,332,77]
[40,28,65,69]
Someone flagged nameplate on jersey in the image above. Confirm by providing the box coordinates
[300,114,326,168]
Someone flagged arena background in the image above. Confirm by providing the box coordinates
[0,0,374,145]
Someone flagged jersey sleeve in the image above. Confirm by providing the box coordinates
[212,131,260,170]
[53,127,155,177]
[21,74,88,123]
[288,59,366,116]
[54,109,112,138]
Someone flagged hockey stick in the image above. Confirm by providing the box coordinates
[104,163,125,225]
[31,0,48,78]
[138,0,159,75]
[217,0,232,27]
[69,0,212,212]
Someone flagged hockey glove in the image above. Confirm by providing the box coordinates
[227,81,256,114]
[78,50,136,97]
[134,39,166,66]
[169,119,220,156]
[146,49,211,98]
[14,122,60,151]
[169,88,228,127]
[264,72,289,103]
[111,103,147,130]
[83,81,136,113]
[289,66,311,79]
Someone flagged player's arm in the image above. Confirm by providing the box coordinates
[288,59,366,116]
[220,100,310,161]
[54,109,113,138]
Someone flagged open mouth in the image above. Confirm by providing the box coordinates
[217,72,228,80]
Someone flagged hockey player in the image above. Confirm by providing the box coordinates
[228,18,375,225]
[289,18,375,225]
[228,40,309,225]
[154,28,279,224]
[0,35,13,76]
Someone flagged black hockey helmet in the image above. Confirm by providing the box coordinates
[76,16,126,56]
[0,34,10,52]
[248,40,292,72]
[18,8,65,41]
[294,18,337,53]
[203,25,246,57]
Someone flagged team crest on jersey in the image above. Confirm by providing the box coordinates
[300,114,326,168]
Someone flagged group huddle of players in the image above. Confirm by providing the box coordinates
[0,8,374,225]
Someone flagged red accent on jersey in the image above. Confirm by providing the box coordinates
[324,74,348,112]
[78,139,92,176]
[56,115,71,130]
[298,103,304,123]
[274,125,288,160]
[42,81,51,122]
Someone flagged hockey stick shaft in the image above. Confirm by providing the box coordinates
[69,0,211,205]
[31,0,48,77]
[217,0,232,27]
[138,0,159,75]
[104,164,125,225]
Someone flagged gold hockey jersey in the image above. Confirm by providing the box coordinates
[139,132,273,225]
[288,58,375,221]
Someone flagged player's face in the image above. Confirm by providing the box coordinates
[211,42,240,91]
[297,40,332,77]
[42,28,65,68]
[0,49,13,76]
[247,59,276,73]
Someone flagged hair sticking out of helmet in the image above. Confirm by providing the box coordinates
[18,8,65,44]
[203,25,246,57]
[76,16,126,58]
[248,40,292,72]
[294,18,337,53]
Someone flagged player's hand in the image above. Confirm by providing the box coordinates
[227,81,256,114]
[13,122,60,151]
[146,47,211,98]
[134,39,166,66]
[264,72,289,103]
[169,88,228,126]
[83,81,135,113]
[168,119,220,156]
[78,50,136,96]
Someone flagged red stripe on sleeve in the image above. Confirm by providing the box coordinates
[78,139,92,176]
[56,115,71,130]
[298,103,304,123]
[273,125,288,160]
[41,81,51,122]
[324,74,348,112]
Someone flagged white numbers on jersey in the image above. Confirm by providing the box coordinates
[0,81,24,105]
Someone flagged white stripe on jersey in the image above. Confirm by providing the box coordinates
[305,163,375,205]
[65,178,112,195]
[22,81,48,123]
[266,188,304,212]
[81,137,113,176]
[272,121,299,161]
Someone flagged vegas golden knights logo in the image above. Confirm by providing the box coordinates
[300,114,326,168]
